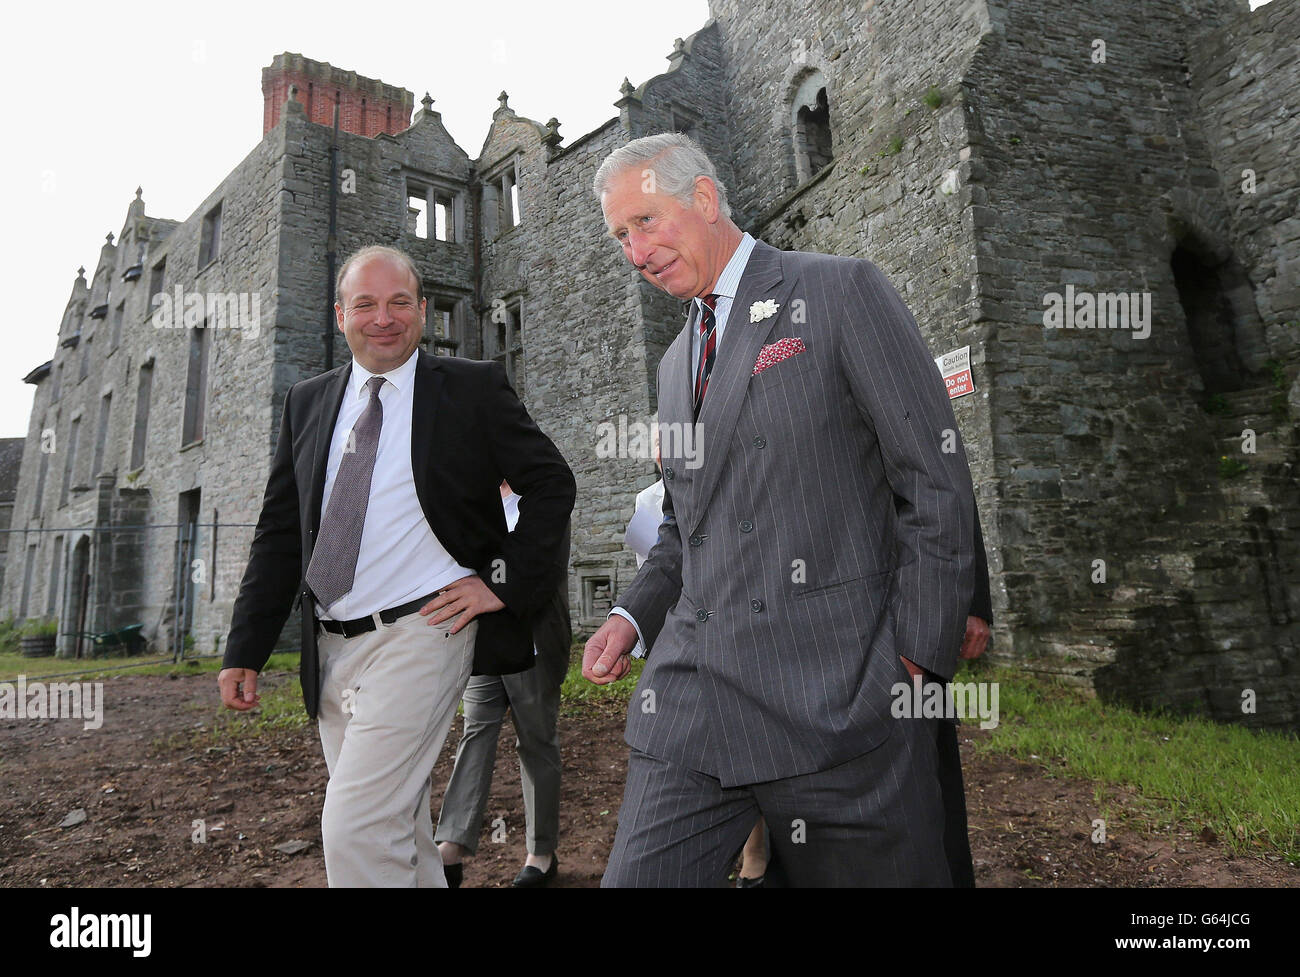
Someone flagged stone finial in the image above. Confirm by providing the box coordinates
[421,92,434,111]
[105,232,114,245]
[135,186,143,199]
[497,91,510,111]
[616,77,642,124]
[542,117,562,159]
[673,38,685,54]
[76,266,86,281]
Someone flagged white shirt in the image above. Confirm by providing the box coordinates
[315,349,475,620]
[502,490,521,532]
[612,234,758,655]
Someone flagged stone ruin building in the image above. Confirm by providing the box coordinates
[4,0,1297,729]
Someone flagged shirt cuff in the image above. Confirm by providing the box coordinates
[609,607,647,659]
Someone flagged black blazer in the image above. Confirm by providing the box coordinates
[222,350,576,719]
[531,519,573,663]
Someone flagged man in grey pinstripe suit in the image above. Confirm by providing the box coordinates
[585,133,977,887]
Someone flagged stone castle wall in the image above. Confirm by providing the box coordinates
[4,3,1295,725]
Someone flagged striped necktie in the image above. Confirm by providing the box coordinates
[693,293,719,418]
[305,375,386,609]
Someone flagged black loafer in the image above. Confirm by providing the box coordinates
[512,856,558,888]
[443,862,463,888]
[736,874,765,888]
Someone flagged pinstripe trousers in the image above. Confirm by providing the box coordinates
[602,715,950,887]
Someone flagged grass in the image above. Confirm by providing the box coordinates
[968,664,1300,862]
[1266,356,1290,416]
[879,135,903,158]
[559,648,642,714]
[0,650,300,683]
[201,666,315,740]
[1218,455,1249,478]
[1205,392,1231,415]
[0,616,20,656]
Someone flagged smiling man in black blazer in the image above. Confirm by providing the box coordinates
[219,244,574,887]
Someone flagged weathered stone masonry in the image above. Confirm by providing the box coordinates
[5,0,1297,729]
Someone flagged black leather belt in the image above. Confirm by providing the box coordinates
[319,591,440,638]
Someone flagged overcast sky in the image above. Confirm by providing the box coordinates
[0,0,1277,438]
[0,0,710,437]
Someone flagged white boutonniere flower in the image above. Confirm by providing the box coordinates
[749,299,780,323]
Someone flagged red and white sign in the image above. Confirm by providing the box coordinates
[934,346,974,399]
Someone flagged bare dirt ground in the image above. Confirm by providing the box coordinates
[0,670,1294,888]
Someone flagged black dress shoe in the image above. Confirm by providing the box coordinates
[735,874,765,888]
[443,862,463,888]
[511,856,558,888]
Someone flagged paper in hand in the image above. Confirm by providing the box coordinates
[625,503,664,564]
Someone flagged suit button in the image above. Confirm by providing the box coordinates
[664,466,675,480]
[696,608,709,623]
[751,599,764,612]
[689,534,703,546]
[752,436,766,448]
[739,519,754,533]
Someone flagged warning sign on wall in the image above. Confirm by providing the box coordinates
[934,346,974,400]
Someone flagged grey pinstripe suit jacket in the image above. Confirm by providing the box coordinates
[616,239,977,788]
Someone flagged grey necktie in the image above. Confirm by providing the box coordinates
[305,375,386,610]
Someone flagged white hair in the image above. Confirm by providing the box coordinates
[593,132,731,219]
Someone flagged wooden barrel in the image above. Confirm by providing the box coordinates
[19,634,56,658]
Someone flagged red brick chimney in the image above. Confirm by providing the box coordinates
[262,53,414,137]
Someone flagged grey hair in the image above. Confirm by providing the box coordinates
[593,132,731,219]
[336,244,424,305]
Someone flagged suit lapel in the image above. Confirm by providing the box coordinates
[310,365,353,531]
[411,349,445,521]
[659,318,694,431]
[686,241,800,534]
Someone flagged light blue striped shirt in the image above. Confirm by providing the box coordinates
[689,231,757,382]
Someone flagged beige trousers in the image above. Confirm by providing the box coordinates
[316,610,477,887]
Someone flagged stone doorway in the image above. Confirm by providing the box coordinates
[61,535,91,659]
[1169,236,1267,403]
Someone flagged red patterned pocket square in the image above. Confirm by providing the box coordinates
[753,337,807,376]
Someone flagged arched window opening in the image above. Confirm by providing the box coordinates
[1172,244,1247,397]
[790,72,833,185]
[797,88,832,179]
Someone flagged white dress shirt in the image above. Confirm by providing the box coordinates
[611,233,758,657]
[315,349,475,620]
